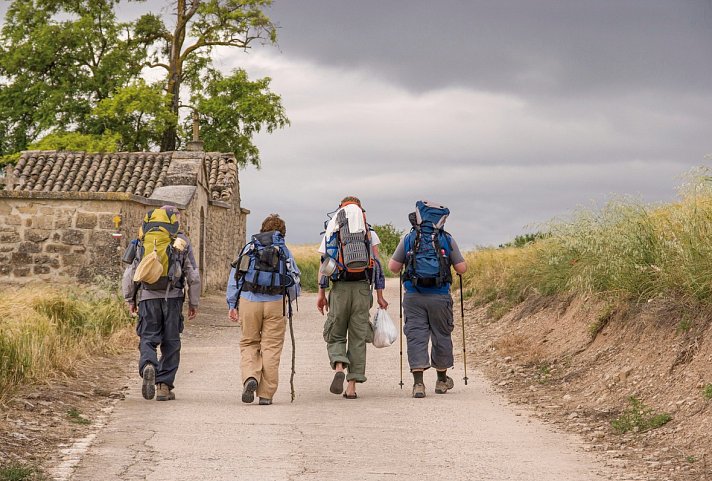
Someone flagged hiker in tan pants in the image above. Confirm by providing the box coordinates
[226,214,301,405]
[238,299,286,400]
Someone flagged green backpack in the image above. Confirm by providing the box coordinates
[133,208,181,289]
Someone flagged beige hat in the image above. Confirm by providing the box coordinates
[133,250,163,284]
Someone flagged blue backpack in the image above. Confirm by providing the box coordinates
[233,231,298,299]
[403,201,453,289]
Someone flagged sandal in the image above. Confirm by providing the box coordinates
[330,371,345,394]
[343,392,358,399]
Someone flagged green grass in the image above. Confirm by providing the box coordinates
[0,464,45,481]
[461,168,712,311]
[611,396,672,434]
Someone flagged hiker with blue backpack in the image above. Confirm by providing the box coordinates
[317,196,389,399]
[388,201,467,398]
[226,214,301,405]
[122,205,201,402]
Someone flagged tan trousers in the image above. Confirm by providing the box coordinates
[239,298,286,399]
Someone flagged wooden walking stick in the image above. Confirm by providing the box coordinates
[458,274,468,385]
[288,298,296,402]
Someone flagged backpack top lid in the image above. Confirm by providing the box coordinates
[414,200,449,230]
[252,230,284,247]
[139,208,180,238]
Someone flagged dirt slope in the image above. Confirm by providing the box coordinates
[463,294,712,481]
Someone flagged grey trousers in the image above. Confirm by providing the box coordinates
[403,292,454,371]
[137,297,184,389]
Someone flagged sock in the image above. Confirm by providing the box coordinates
[437,370,448,382]
[413,371,424,384]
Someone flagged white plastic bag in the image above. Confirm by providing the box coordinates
[372,308,398,348]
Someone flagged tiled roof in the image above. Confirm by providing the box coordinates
[205,153,238,202]
[11,151,238,201]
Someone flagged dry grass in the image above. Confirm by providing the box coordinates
[462,169,712,314]
[288,244,321,292]
[0,283,133,400]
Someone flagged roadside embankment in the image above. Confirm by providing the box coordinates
[460,172,712,481]
[0,282,134,477]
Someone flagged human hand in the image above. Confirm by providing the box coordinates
[188,306,197,320]
[229,308,239,323]
[377,296,389,310]
[317,293,329,315]
[127,302,137,316]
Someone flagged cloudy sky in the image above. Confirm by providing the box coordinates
[9,1,712,248]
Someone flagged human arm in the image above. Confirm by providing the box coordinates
[448,237,468,274]
[317,287,329,315]
[226,266,241,322]
[121,261,139,315]
[388,237,407,273]
[181,239,200,318]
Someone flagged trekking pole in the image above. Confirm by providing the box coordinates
[288,300,296,402]
[458,273,468,385]
[399,273,404,389]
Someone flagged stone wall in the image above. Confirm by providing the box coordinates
[0,195,148,283]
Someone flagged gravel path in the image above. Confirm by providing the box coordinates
[67,280,617,481]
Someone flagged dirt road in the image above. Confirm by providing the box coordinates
[62,280,623,481]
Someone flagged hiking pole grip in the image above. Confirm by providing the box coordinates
[399,272,404,389]
[458,274,468,386]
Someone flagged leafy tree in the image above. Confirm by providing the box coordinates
[93,80,177,151]
[188,69,288,166]
[373,223,404,257]
[140,0,279,151]
[0,132,120,167]
[0,0,149,155]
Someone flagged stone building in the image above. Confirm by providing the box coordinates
[0,149,248,291]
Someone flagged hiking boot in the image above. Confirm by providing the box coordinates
[258,397,272,405]
[156,383,175,401]
[412,383,426,398]
[435,376,455,394]
[141,363,156,400]
[242,378,258,403]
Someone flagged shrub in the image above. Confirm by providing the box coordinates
[611,396,671,433]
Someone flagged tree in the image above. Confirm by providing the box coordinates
[188,69,288,166]
[93,80,177,151]
[0,0,149,154]
[373,223,404,257]
[140,0,279,151]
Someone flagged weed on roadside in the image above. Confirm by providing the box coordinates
[536,362,551,384]
[676,317,693,335]
[67,407,91,425]
[0,464,46,481]
[702,383,712,400]
[611,396,671,433]
[589,303,615,339]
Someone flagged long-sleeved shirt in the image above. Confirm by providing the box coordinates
[122,232,201,308]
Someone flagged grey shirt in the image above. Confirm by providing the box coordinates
[391,234,465,265]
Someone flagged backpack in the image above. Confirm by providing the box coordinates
[321,202,375,281]
[133,208,182,290]
[233,230,298,299]
[403,201,453,289]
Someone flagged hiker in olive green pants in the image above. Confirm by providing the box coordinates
[322,280,373,383]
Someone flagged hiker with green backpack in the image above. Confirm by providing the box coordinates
[122,205,200,402]
[317,196,389,399]
[388,201,467,398]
